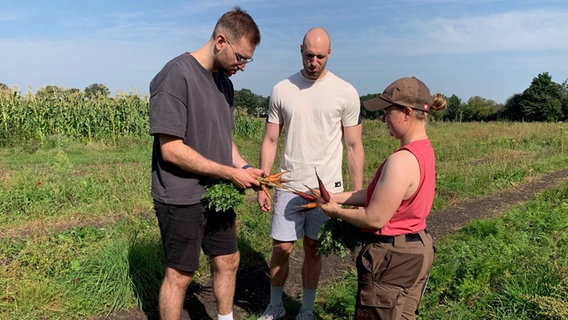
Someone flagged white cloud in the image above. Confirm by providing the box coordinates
[421,9,568,54]
[2,0,567,103]
[353,7,568,57]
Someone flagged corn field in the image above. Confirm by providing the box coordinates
[0,91,267,148]
[0,91,149,146]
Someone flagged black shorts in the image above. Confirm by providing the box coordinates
[154,200,238,273]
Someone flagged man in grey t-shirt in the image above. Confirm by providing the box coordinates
[149,7,263,320]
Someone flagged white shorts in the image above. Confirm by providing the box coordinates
[270,189,330,241]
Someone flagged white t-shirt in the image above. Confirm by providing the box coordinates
[267,71,360,193]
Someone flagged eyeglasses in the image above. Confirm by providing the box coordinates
[225,37,254,65]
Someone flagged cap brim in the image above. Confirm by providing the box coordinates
[363,95,393,111]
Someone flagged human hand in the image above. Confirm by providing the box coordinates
[244,167,265,191]
[257,190,271,212]
[230,167,262,189]
[317,196,341,218]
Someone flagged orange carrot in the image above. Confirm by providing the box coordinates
[258,171,290,189]
[301,202,317,210]
[266,170,288,179]
[261,184,271,200]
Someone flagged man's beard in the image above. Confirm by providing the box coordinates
[214,59,234,77]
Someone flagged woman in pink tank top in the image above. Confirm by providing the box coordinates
[319,77,446,319]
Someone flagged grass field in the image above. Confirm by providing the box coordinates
[1,117,567,319]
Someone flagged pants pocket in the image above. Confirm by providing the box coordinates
[358,280,403,308]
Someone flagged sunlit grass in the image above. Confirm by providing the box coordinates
[420,181,568,319]
[0,218,163,319]
[0,142,152,230]
[0,119,567,319]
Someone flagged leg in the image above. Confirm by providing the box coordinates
[268,191,304,288]
[355,233,435,320]
[154,202,205,320]
[257,240,292,319]
[212,251,240,315]
[270,239,294,287]
[401,275,429,320]
[301,207,328,290]
[260,191,303,319]
[400,233,435,319]
[159,267,193,320]
[297,207,328,315]
[298,236,322,315]
[302,236,322,289]
[201,208,240,316]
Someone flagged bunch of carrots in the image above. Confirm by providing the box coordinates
[258,169,361,256]
[258,168,330,210]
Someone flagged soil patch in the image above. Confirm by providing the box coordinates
[92,167,568,320]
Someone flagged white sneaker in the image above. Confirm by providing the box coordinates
[296,311,316,320]
[258,303,286,320]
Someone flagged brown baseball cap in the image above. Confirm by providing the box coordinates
[363,77,432,112]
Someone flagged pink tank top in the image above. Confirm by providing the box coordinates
[365,139,435,236]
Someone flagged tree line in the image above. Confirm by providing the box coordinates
[2,72,567,122]
[234,72,568,122]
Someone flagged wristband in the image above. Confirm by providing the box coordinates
[241,164,251,169]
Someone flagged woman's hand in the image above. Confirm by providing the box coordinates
[318,198,342,218]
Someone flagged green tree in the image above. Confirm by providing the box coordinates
[561,79,568,120]
[36,85,65,99]
[519,72,563,121]
[234,88,268,117]
[445,94,464,121]
[360,93,381,120]
[0,83,12,96]
[501,93,523,121]
[85,83,110,99]
[65,88,81,95]
[462,96,501,121]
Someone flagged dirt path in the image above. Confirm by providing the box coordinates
[426,167,568,240]
[94,167,568,320]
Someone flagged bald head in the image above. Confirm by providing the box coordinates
[300,27,331,80]
[302,27,331,50]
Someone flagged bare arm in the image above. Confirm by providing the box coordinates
[232,141,250,169]
[328,189,367,206]
[258,122,281,173]
[257,122,282,211]
[343,123,364,190]
[159,134,261,189]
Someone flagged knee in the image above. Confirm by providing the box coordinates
[273,241,294,257]
[214,251,240,273]
[303,237,320,257]
[163,267,193,289]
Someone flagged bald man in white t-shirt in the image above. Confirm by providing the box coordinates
[257,27,364,320]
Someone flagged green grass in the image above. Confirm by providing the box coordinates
[419,181,568,319]
[313,181,568,320]
[0,141,152,230]
[0,218,164,319]
[0,120,567,319]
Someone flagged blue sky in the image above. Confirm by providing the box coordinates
[1,0,567,104]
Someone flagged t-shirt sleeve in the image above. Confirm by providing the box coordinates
[149,91,187,138]
[149,64,188,138]
[266,84,282,124]
[342,85,361,127]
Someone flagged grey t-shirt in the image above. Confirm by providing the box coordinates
[149,53,234,205]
